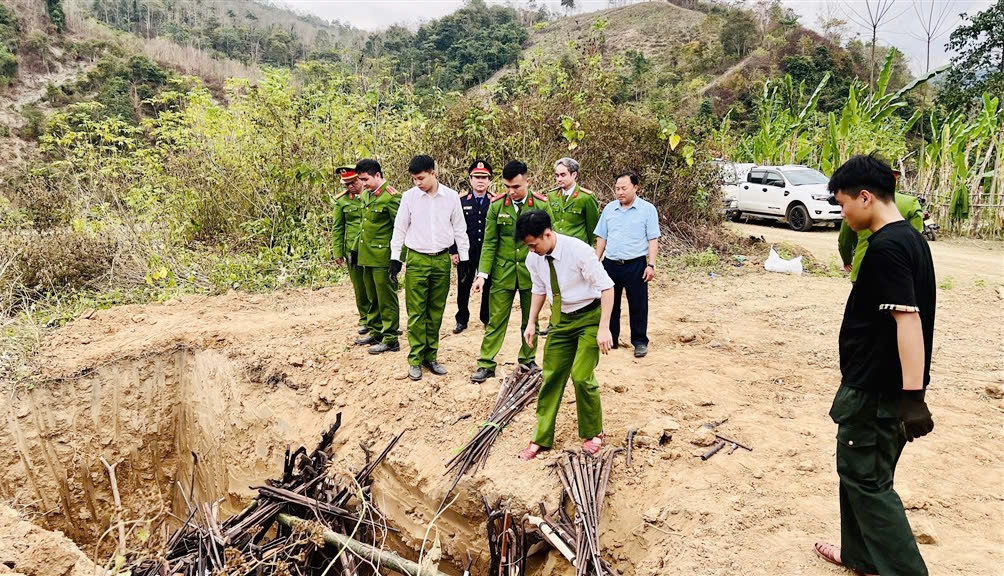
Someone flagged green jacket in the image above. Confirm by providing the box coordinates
[357,181,400,268]
[331,189,364,259]
[838,192,924,282]
[547,183,600,245]
[478,190,552,291]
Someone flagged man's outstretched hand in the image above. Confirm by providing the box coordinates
[899,389,934,441]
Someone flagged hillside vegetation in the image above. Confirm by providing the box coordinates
[78,0,364,66]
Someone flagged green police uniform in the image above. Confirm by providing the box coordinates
[476,191,551,371]
[358,181,401,346]
[838,193,924,282]
[530,243,610,448]
[547,184,600,245]
[405,249,452,366]
[332,189,369,326]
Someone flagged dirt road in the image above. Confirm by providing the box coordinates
[2,238,1002,575]
[730,221,1004,284]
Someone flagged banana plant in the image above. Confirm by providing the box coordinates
[819,51,941,175]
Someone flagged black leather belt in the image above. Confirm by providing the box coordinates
[413,248,450,257]
[604,256,646,265]
[566,299,601,316]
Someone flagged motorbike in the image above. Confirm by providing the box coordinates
[918,197,938,241]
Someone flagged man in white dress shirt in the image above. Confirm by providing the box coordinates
[515,210,614,460]
[390,155,470,381]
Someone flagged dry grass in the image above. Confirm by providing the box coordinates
[136,36,259,85]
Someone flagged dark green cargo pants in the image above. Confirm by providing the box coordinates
[829,385,928,576]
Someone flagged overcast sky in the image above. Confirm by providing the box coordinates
[282,0,993,74]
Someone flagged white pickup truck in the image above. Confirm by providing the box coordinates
[723,165,843,231]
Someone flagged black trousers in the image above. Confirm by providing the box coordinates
[456,250,490,326]
[602,257,649,347]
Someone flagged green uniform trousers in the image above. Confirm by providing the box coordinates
[361,265,399,346]
[532,305,603,448]
[347,260,369,325]
[830,386,928,576]
[477,286,538,371]
[404,251,452,366]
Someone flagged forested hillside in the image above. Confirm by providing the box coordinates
[81,0,364,66]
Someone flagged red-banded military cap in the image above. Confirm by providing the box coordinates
[468,159,492,177]
[335,166,358,183]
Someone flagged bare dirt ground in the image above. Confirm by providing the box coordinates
[2,235,1002,575]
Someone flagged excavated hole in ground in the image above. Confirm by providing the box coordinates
[0,348,505,575]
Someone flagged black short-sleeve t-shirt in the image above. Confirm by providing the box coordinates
[839,220,936,393]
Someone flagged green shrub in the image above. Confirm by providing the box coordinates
[0,229,118,305]
[18,104,45,140]
[0,45,16,85]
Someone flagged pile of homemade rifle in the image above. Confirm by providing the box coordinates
[125,413,424,576]
[525,450,622,576]
[442,365,543,508]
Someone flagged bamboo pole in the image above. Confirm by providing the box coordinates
[276,513,449,576]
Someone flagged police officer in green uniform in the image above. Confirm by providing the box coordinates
[543,157,600,336]
[470,161,551,383]
[548,157,600,245]
[331,166,370,334]
[390,155,470,381]
[354,159,401,355]
[514,210,615,461]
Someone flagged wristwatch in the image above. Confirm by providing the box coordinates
[646,263,655,269]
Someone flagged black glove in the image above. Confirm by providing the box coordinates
[899,389,934,442]
[389,259,402,281]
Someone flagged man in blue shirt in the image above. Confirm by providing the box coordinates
[594,170,661,357]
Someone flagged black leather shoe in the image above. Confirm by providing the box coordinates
[355,335,378,346]
[470,368,495,383]
[368,342,400,355]
[634,344,648,358]
[520,361,539,371]
[408,365,422,381]
[358,326,370,335]
[424,362,448,376]
[453,323,467,334]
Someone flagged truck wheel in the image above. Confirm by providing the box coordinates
[728,211,743,222]
[787,204,813,232]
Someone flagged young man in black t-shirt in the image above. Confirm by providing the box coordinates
[813,154,936,576]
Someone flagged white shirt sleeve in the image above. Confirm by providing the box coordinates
[390,190,411,261]
[528,254,548,296]
[451,192,470,261]
[579,243,614,292]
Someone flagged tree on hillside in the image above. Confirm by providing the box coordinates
[938,1,1004,112]
[719,9,758,59]
[816,3,848,46]
[561,0,575,13]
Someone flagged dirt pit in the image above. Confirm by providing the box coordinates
[2,235,1003,575]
